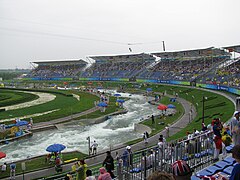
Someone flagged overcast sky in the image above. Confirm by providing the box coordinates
[0,0,239,69]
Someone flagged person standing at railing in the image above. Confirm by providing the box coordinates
[76,160,88,180]
[122,146,133,167]
[9,162,16,180]
[230,111,240,145]
[102,151,115,179]
[91,140,98,155]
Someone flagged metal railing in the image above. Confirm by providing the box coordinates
[40,131,215,180]
[114,131,214,180]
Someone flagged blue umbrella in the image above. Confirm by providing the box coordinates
[97,102,108,107]
[167,104,176,109]
[114,93,121,97]
[46,143,66,152]
[146,88,152,92]
[117,99,125,103]
[15,120,28,126]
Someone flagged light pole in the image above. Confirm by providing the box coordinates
[202,96,207,124]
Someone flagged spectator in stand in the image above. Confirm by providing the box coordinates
[193,128,200,137]
[64,173,73,180]
[213,118,223,138]
[213,135,227,161]
[186,140,194,156]
[1,162,6,172]
[158,137,165,159]
[222,131,232,146]
[86,169,96,180]
[9,162,16,180]
[228,144,240,180]
[98,167,111,180]
[148,149,156,168]
[186,131,193,140]
[71,162,79,172]
[76,160,88,180]
[172,160,193,180]
[230,111,240,145]
[201,123,208,132]
[140,151,150,170]
[122,146,133,167]
[147,171,175,180]
[159,134,166,143]
[102,151,115,178]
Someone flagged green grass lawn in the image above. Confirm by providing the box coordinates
[0,89,38,108]
[0,89,99,124]
[0,151,87,179]
[137,84,235,141]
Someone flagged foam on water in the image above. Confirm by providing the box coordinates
[0,90,161,163]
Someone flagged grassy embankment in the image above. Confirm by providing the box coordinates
[0,88,99,124]
[0,89,38,108]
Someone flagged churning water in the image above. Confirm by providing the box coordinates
[0,90,161,163]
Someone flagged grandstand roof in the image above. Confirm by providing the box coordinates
[89,53,155,63]
[223,45,240,53]
[32,59,88,65]
[152,47,229,60]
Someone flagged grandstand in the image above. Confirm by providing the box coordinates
[137,47,230,81]
[197,45,240,88]
[80,53,156,79]
[27,59,88,80]
[26,45,240,91]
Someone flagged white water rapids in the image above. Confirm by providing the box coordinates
[0,90,164,163]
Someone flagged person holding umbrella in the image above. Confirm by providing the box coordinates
[46,144,66,173]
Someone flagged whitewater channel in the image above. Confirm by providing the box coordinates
[0,90,163,163]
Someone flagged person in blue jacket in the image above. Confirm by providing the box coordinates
[122,146,133,167]
[229,144,240,180]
